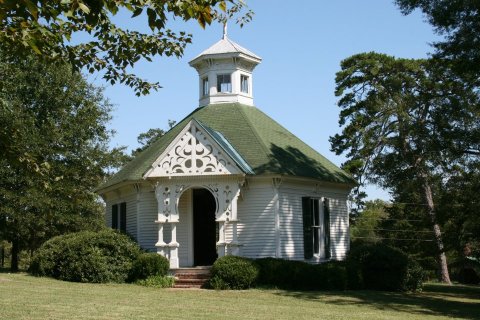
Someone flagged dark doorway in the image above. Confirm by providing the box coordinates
[193,189,217,266]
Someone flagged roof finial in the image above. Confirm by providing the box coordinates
[223,21,228,39]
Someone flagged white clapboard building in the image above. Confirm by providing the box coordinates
[97,31,354,269]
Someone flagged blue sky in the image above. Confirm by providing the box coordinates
[98,1,439,200]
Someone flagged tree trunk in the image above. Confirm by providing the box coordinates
[1,244,4,268]
[422,177,451,284]
[10,238,19,272]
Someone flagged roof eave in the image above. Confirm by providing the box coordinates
[189,52,262,68]
[95,179,145,196]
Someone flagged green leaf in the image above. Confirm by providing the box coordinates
[78,2,91,14]
[27,40,42,54]
[25,0,39,20]
[131,8,143,18]
[147,8,156,30]
[219,1,227,12]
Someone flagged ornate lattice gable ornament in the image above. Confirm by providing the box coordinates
[145,119,244,178]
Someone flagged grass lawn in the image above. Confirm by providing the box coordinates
[1,272,479,320]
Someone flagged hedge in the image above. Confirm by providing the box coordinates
[255,258,347,290]
[346,243,424,291]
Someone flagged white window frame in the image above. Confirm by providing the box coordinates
[310,197,326,259]
[202,77,209,96]
[240,74,249,94]
[217,74,232,93]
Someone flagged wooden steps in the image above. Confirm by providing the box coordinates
[171,267,211,289]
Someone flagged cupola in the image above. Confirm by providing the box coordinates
[189,24,262,107]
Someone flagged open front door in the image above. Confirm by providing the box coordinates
[193,188,217,266]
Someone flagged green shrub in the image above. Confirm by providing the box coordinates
[346,243,424,292]
[129,253,169,282]
[256,258,306,289]
[136,275,175,288]
[30,230,141,283]
[209,256,259,290]
[314,261,348,290]
[403,260,425,292]
[255,258,347,290]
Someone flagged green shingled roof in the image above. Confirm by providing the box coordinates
[98,103,354,191]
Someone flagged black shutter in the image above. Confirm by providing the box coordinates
[323,198,331,259]
[302,197,313,259]
[112,204,118,229]
[120,202,127,233]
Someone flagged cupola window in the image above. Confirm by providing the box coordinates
[217,74,232,93]
[202,77,209,96]
[241,75,249,93]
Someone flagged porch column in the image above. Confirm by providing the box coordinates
[216,221,226,257]
[154,222,168,256]
[169,222,180,268]
[229,220,240,255]
[227,187,241,255]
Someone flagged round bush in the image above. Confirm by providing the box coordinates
[403,260,425,292]
[209,256,259,290]
[30,229,141,283]
[346,243,423,291]
[129,252,170,282]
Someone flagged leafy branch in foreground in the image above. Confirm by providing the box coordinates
[0,0,251,96]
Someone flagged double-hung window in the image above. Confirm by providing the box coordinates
[240,74,249,93]
[302,197,330,259]
[202,77,209,96]
[217,74,232,93]
[111,202,127,233]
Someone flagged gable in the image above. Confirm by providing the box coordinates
[145,119,244,177]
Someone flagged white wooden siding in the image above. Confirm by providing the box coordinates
[177,189,192,267]
[136,190,157,251]
[125,193,137,239]
[236,182,276,258]
[328,197,350,260]
[278,182,350,261]
[278,189,305,260]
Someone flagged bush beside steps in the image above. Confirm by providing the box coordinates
[29,229,173,287]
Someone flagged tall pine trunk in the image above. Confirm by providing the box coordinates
[10,238,19,272]
[422,176,451,284]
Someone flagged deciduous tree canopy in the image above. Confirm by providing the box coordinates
[0,52,127,271]
[0,0,251,96]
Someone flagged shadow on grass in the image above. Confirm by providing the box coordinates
[275,283,480,320]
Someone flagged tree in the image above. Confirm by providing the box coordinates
[0,0,252,96]
[0,52,127,271]
[396,0,480,83]
[350,199,389,244]
[437,162,480,261]
[330,52,480,283]
[131,120,176,156]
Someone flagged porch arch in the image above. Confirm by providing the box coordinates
[154,178,243,268]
